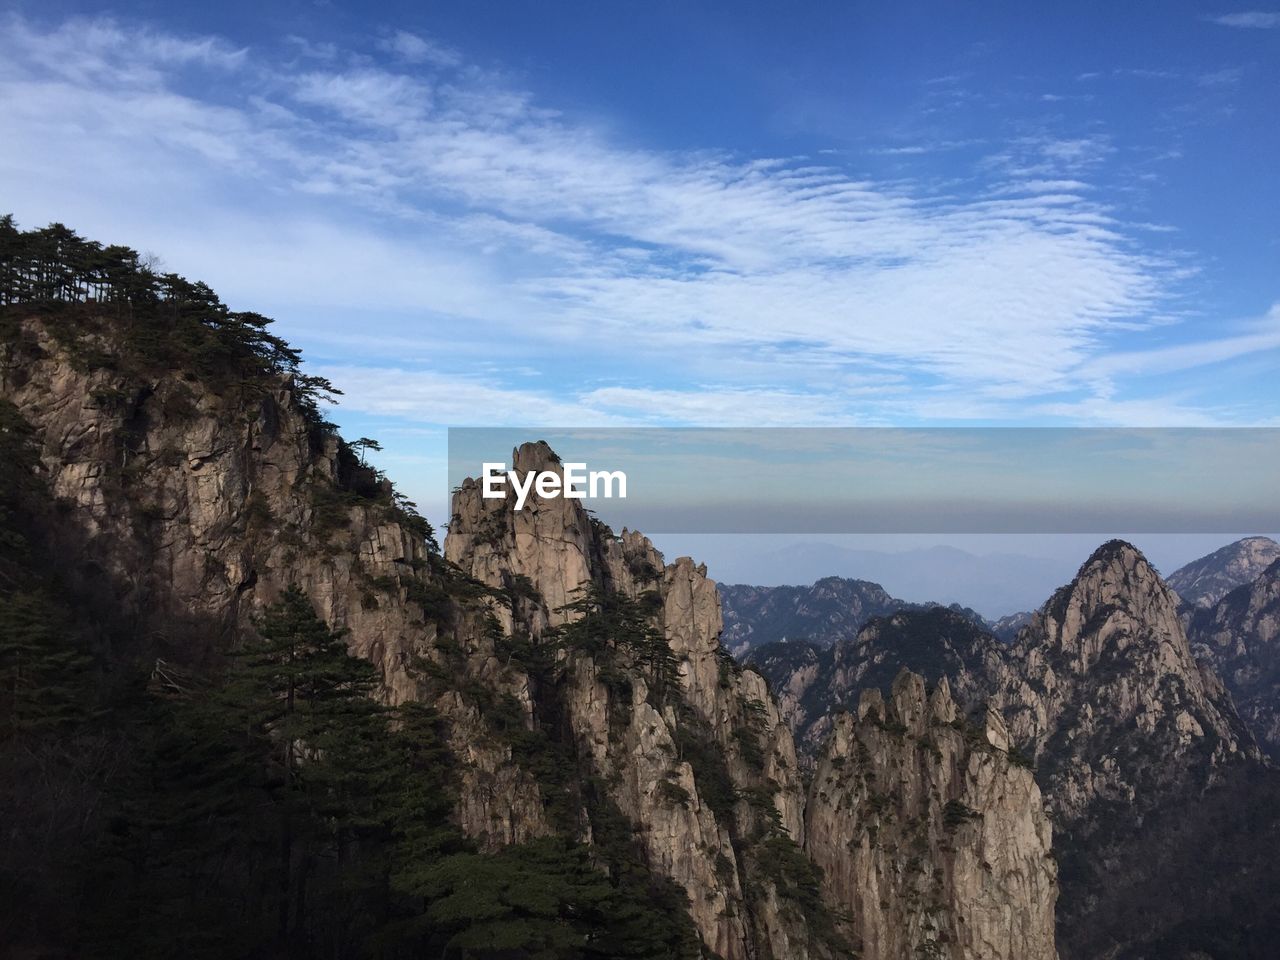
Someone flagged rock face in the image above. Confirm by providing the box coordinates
[5,320,425,695]
[1,316,557,850]
[1188,559,1280,758]
[1167,535,1280,609]
[447,442,830,959]
[749,607,1007,763]
[804,670,1057,960]
[33,304,1277,959]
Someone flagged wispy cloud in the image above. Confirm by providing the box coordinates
[1206,11,1280,29]
[1198,67,1246,87]
[379,30,462,68]
[0,14,1272,431]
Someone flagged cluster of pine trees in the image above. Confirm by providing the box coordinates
[0,221,702,958]
[0,216,338,428]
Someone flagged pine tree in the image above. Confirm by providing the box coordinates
[0,589,96,738]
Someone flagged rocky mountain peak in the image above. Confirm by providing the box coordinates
[444,445,835,958]
[510,438,561,473]
[1032,539,1190,674]
[997,537,1259,848]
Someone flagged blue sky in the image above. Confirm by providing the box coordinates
[2,1,1278,525]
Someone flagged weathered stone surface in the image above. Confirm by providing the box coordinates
[2,318,556,855]
[751,607,1007,763]
[993,541,1258,827]
[805,669,1057,960]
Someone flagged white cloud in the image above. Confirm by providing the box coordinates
[1207,11,1280,28]
[0,14,1272,430]
[1078,303,1280,381]
[580,386,856,426]
[380,30,462,68]
[1197,67,1246,87]
[316,367,606,425]
[319,370,857,427]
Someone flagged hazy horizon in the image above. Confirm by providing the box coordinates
[647,532,1280,618]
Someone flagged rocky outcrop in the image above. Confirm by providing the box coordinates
[1167,536,1280,609]
[1188,559,1280,758]
[804,670,1057,960]
[754,539,1274,959]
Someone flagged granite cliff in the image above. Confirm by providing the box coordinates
[805,671,1056,960]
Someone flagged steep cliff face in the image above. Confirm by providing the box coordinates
[1188,559,1280,758]
[1,314,557,851]
[445,442,831,959]
[3,312,841,956]
[804,670,1057,960]
[987,541,1273,960]
[1167,536,1280,609]
[6,321,420,689]
[442,449,1065,960]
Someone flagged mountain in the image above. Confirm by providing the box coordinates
[991,610,1033,642]
[7,221,1279,960]
[1187,559,1280,759]
[719,577,903,656]
[706,541,1073,618]
[1,223,1059,960]
[749,607,1006,759]
[995,541,1255,823]
[721,576,990,658]
[444,441,835,958]
[1166,535,1280,608]
[754,538,1280,959]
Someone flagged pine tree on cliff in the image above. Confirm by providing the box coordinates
[219,585,390,950]
[0,399,95,739]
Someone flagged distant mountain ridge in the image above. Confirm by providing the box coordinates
[1167,535,1280,608]
[721,576,992,657]
[719,577,902,656]
[706,541,1073,617]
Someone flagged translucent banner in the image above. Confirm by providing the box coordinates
[447,428,1280,534]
